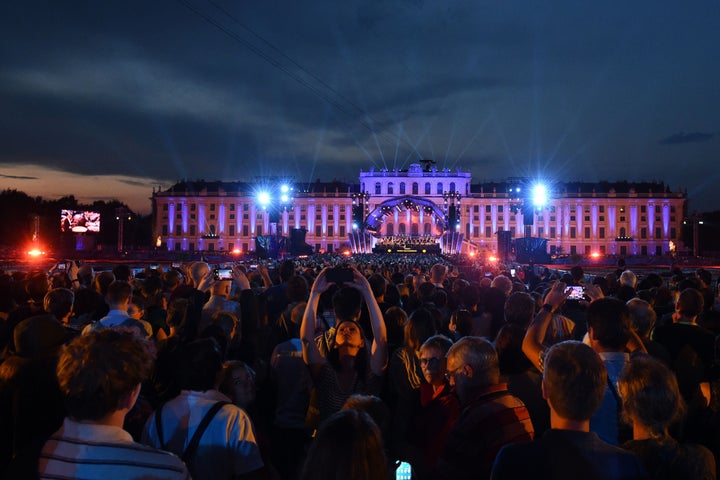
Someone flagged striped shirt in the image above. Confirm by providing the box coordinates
[39,418,189,480]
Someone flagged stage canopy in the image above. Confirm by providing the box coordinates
[364,195,448,233]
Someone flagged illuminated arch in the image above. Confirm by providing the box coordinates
[365,195,447,234]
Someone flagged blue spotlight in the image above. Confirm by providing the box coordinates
[257,191,271,208]
[280,184,289,193]
[531,183,548,208]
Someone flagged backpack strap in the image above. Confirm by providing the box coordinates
[155,404,166,450]
[181,401,229,466]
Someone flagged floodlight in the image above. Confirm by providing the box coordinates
[257,191,271,207]
[280,194,290,203]
[531,183,548,208]
[280,184,289,193]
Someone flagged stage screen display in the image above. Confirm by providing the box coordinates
[61,209,101,233]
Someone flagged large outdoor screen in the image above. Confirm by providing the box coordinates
[61,209,101,233]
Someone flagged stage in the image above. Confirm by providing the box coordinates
[372,244,442,254]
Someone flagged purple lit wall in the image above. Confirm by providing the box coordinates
[198,205,205,234]
[630,206,638,237]
[219,205,225,234]
[168,201,175,234]
[591,205,598,237]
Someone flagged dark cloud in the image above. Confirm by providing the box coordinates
[0,173,39,180]
[659,132,715,145]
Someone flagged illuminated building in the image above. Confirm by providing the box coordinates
[151,162,686,257]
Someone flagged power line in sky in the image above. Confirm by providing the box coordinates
[177,0,421,168]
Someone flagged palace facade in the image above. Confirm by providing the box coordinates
[151,162,687,257]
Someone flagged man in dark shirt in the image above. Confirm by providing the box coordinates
[436,337,534,480]
[492,341,647,480]
[652,287,716,401]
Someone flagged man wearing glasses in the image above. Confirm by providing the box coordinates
[435,337,534,480]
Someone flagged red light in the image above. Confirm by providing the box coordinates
[469,251,476,257]
[488,255,498,263]
[232,249,241,255]
[27,247,45,258]
[590,252,601,259]
[342,250,351,256]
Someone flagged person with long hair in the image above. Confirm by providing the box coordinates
[300,409,388,480]
[300,266,387,424]
[618,355,715,479]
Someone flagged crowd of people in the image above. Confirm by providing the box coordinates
[374,235,439,248]
[0,253,719,479]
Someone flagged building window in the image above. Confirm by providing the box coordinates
[162,225,168,235]
[191,204,196,211]
[339,226,345,237]
[641,228,647,239]
[486,205,491,213]
[584,216,590,222]
[328,226,334,237]
[485,226,492,237]
[400,183,406,194]
[412,182,419,195]
[437,183,443,194]
[550,227,556,238]
[641,206,646,213]
[425,183,431,195]
[209,214,215,220]
[229,225,235,236]
[210,204,215,211]
[620,216,626,222]
[450,182,456,192]
[599,227,605,238]
[315,226,322,236]
[243,204,249,211]
[599,206,605,213]
[175,225,181,236]
[163,204,168,211]
[375,183,381,195]
[498,206,504,213]
[242,225,249,236]
[570,227,576,239]
[229,214,235,220]
[190,225,195,236]
[655,227,662,239]
[584,227,590,239]
[387,182,394,195]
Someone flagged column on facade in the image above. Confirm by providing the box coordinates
[333,204,339,241]
[344,204,352,237]
[491,204,498,237]
[321,204,328,236]
[647,202,655,253]
[308,204,316,238]
[591,204,598,249]
[249,205,256,236]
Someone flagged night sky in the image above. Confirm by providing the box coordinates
[1,0,718,214]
